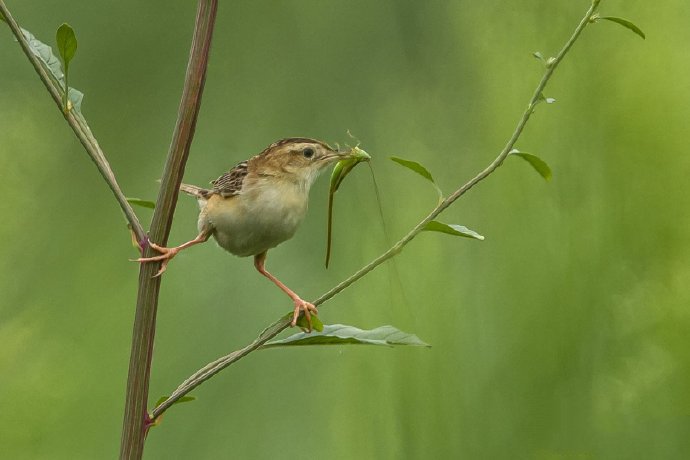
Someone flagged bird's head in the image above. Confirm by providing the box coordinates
[254,138,353,189]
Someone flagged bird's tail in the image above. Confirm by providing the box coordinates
[180,183,211,198]
[180,183,212,209]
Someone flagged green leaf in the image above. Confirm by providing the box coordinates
[12,26,85,114]
[56,23,77,112]
[598,16,646,40]
[154,395,196,409]
[536,92,556,105]
[294,312,324,332]
[67,88,84,112]
[20,28,63,80]
[126,197,156,209]
[56,23,77,67]
[390,156,443,201]
[532,51,545,62]
[150,395,196,427]
[390,156,435,183]
[510,149,552,181]
[263,324,431,348]
[423,221,484,241]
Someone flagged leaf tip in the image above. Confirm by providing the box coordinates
[510,151,552,182]
[389,156,440,196]
[423,221,485,241]
[598,16,646,40]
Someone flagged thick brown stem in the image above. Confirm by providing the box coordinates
[118,1,218,458]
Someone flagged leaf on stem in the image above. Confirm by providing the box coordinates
[263,324,431,348]
[126,197,156,209]
[536,92,556,105]
[423,221,484,241]
[390,156,434,183]
[19,28,63,80]
[56,23,78,113]
[154,395,196,409]
[390,156,443,200]
[509,149,552,181]
[56,23,77,67]
[150,395,197,427]
[9,25,85,113]
[597,16,646,40]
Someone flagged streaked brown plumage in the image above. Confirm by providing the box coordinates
[136,138,352,330]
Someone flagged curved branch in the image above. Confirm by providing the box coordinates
[151,0,603,421]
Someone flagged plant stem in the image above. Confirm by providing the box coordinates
[119,1,217,459]
[152,0,602,420]
[0,0,145,243]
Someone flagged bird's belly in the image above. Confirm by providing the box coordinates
[208,192,306,257]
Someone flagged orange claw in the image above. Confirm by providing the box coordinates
[131,231,211,277]
[131,243,180,277]
[291,298,318,331]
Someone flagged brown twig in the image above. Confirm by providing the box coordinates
[119,1,218,459]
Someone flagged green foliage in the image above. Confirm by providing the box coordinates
[390,156,443,200]
[126,198,156,209]
[154,395,196,409]
[510,149,552,181]
[389,156,435,183]
[55,23,77,68]
[3,2,678,459]
[150,396,196,427]
[537,92,556,105]
[533,51,557,69]
[9,25,84,112]
[594,15,646,39]
[55,23,77,113]
[263,324,430,348]
[423,221,484,241]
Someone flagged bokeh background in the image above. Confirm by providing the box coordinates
[2,1,689,458]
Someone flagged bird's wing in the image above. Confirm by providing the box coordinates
[211,161,248,197]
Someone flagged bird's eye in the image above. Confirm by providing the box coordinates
[302,147,315,159]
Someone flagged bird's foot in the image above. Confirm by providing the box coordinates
[290,298,319,332]
[131,242,179,277]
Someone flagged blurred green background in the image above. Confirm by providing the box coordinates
[2,1,689,458]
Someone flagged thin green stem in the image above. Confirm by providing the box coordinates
[152,0,602,421]
[0,1,145,242]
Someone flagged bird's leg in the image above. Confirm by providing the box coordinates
[134,229,211,277]
[253,251,318,331]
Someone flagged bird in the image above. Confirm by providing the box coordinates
[135,138,354,331]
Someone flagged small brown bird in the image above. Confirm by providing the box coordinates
[136,138,353,330]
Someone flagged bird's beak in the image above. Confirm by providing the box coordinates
[323,149,353,163]
[321,146,370,164]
